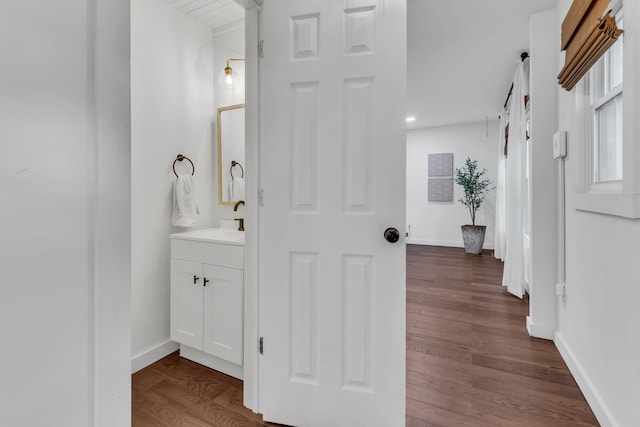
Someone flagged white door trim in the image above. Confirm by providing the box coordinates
[242,1,261,413]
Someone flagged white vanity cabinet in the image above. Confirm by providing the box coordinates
[170,229,244,379]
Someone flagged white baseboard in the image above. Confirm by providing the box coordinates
[180,345,243,380]
[406,238,495,250]
[526,315,554,340]
[131,339,179,374]
[554,332,617,427]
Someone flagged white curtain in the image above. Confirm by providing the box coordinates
[501,61,527,299]
[494,113,507,260]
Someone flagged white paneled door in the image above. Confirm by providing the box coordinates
[260,1,407,426]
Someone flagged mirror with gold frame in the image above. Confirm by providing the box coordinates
[217,104,245,205]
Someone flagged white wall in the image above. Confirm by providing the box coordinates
[527,9,559,340]
[0,0,131,425]
[555,1,640,426]
[131,0,217,370]
[406,120,499,249]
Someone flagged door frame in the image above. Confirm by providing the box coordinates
[241,0,262,413]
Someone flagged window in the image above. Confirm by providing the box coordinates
[574,2,640,219]
[591,12,623,185]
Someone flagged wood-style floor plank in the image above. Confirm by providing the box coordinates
[133,244,599,426]
[406,244,599,426]
[132,352,276,427]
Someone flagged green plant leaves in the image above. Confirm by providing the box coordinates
[454,157,491,226]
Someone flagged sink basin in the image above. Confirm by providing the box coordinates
[170,227,244,245]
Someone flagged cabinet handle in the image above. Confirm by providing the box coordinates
[193,275,200,284]
[203,278,209,287]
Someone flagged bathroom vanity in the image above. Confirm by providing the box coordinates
[169,227,244,379]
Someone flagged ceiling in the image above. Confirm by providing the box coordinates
[167,0,558,129]
[164,0,244,34]
[407,0,558,129]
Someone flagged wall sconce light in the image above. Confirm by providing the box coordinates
[219,58,245,92]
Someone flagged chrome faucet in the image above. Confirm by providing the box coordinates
[233,200,245,231]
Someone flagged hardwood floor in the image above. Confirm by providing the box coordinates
[406,244,599,427]
[132,351,276,426]
[132,244,599,426]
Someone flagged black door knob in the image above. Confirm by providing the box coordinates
[384,227,400,243]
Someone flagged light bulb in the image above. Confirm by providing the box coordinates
[218,66,240,92]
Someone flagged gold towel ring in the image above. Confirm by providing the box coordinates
[230,160,244,179]
[173,154,195,177]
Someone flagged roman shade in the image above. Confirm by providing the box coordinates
[558,0,623,91]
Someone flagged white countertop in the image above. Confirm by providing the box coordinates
[170,227,244,246]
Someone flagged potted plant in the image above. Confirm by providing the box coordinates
[455,157,491,254]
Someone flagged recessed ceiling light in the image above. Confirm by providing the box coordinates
[406,116,416,122]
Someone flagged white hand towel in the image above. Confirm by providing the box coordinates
[230,177,245,201]
[172,175,199,227]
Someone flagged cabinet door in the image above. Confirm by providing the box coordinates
[202,264,243,364]
[170,259,203,350]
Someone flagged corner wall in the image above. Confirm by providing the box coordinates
[555,1,640,425]
[406,120,499,249]
[131,0,217,371]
